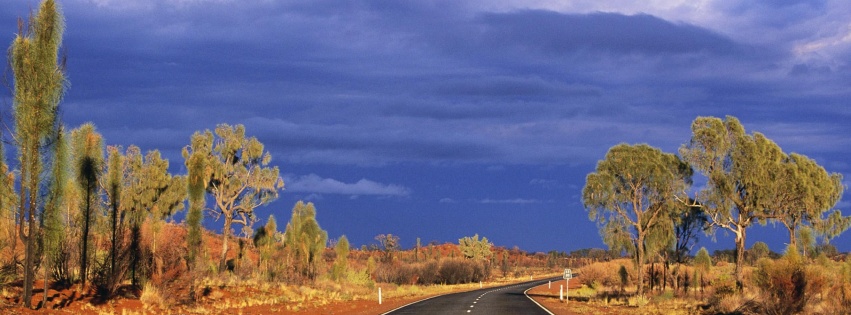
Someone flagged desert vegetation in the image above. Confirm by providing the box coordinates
[572,115,850,314]
[2,1,850,315]
[0,2,570,313]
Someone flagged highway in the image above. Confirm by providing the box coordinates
[382,277,560,315]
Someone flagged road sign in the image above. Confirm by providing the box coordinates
[563,268,573,279]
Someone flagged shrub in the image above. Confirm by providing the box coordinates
[628,294,649,307]
[579,260,633,288]
[439,259,484,284]
[823,260,851,314]
[753,247,825,315]
[418,260,440,285]
[346,268,374,290]
[140,282,166,309]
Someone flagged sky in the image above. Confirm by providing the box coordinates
[1,0,850,255]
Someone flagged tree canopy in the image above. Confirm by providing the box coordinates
[583,143,692,294]
[182,124,284,272]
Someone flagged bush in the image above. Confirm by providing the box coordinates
[346,268,374,290]
[753,251,825,315]
[140,282,166,309]
[439,258,484,284]
[823,260,851,314]
[579,260,634,289]
[418,260,440,285]
[371,258,487,285]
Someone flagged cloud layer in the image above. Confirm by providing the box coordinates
[1,0,849,252]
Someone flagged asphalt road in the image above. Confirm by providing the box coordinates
[383,277,560,315]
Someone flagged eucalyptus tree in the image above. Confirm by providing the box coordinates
[774,153,847,248]
[750,241,770,265]
[182,124,284,271]
[284,201,327,281]
[8,0,66,306]
[122,146,186,285]
[71,123,104,287]
[680,116,785,290]
[459,234,493,261]
[582,143,692,294]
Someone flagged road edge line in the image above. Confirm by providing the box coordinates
[524,285,555,315]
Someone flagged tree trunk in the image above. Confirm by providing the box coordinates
[787,226,797,249]
[636,234,646,295]
[130,222,140,286]
[81,188,91,287]
[111,200,117,283]
[734,227,746,291]
[219,216,232,272]
[23,210,35,308]
[43,254,49,307]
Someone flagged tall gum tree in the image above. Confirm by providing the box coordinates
[182,124,283,271]
[8,0,66,306]
[680,116,785,290]
[582,143,692,295]
[774,153,848,247]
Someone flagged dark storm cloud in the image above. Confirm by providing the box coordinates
[476,11,746,56]
[2,0,851,253]
[2,0,848,169]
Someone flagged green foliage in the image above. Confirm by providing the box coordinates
[71,123,104,287]
[9,0,67,305]
[185,145,206,270]
[459,234,493,261]
[694,247,712,272]
[182,124,283,271]
[775,153,848,246]
[331,235,349,281]
[284,201,328,281]
[749,242,770,265]
[102,145,126,297]
[253,215,279,276]
[681,115,786,290]
[114,146,185,286]
[42,129,67,278]
[796,227,814,259]
[754,245,825,315]
[582,143,692,294]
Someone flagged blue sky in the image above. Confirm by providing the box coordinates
[2,0,850,254]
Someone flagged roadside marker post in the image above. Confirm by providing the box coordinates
[559,285,563,301]
[548,281,551,289]
[379,287,382,305]
[563,268,573,304]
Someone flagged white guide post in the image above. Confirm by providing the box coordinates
[379,287,382,305]
[563,268,573,304]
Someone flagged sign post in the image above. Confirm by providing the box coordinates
[563,269,573,304]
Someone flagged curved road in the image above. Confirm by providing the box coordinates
[383,277,560,315]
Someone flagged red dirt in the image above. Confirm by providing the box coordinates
[526,276,623,315]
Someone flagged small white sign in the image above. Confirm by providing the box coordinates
[563,268,573,279]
